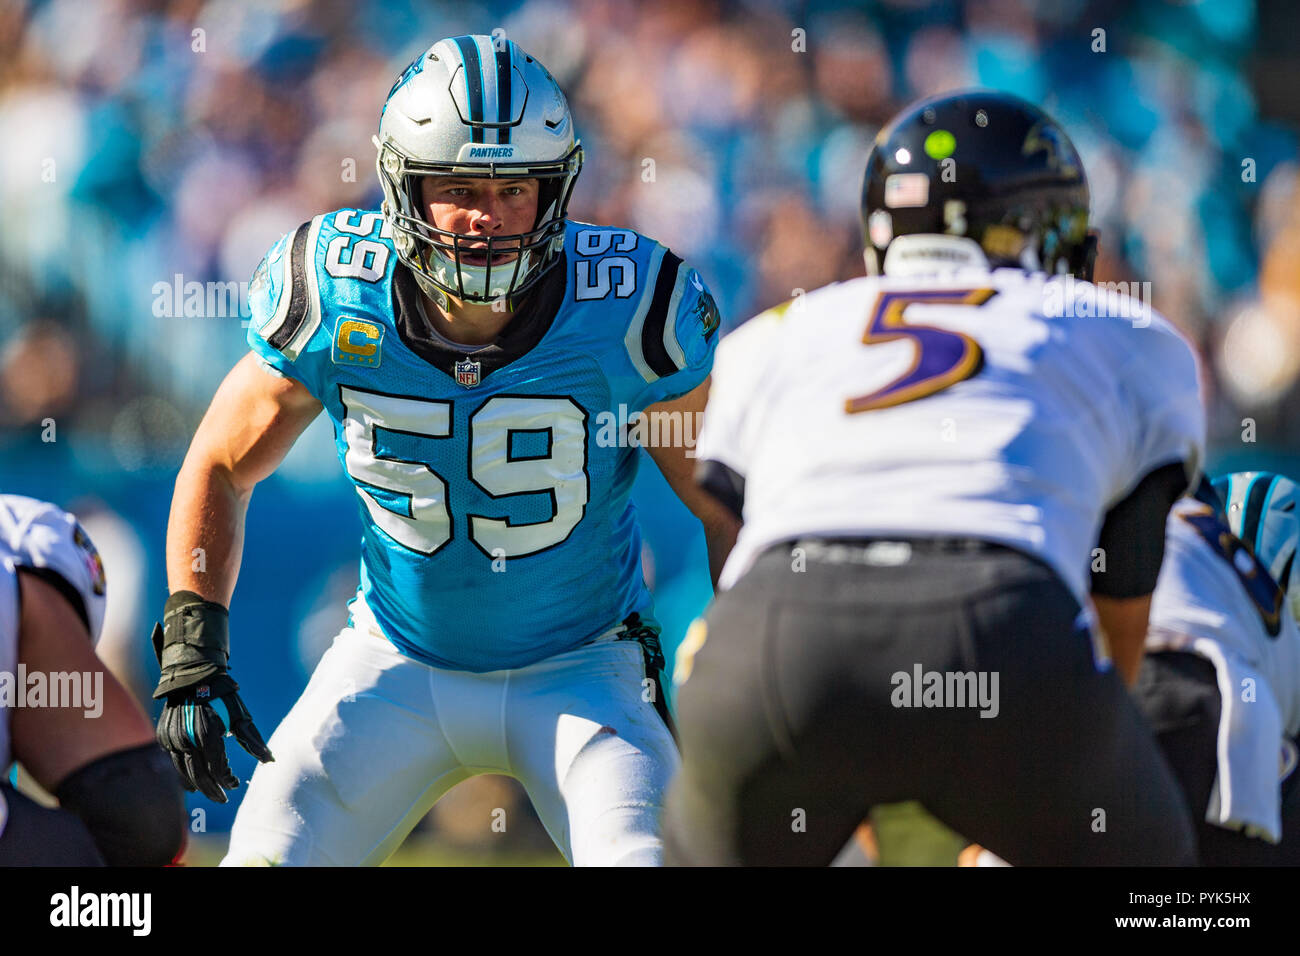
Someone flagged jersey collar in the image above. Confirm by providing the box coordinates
[390,254,568,383]
[881,235,992,277]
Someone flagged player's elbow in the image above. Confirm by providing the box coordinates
[55,744,188,866]
[176,442,256,510]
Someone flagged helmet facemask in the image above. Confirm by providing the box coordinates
[377,138,583,305]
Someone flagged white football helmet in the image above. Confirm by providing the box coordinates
[375,35,583,304]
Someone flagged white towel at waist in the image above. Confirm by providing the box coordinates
[1148,632,1285,843]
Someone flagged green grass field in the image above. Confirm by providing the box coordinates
[179,834,565,867]
[870,802,969,866]
[179,801,964,866]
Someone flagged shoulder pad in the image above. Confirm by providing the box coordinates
[250,214,328,363]
[0,495,106,643]
[621,244,718,384]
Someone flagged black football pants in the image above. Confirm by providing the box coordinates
[663,538,1196,866]
[0,782,105,866]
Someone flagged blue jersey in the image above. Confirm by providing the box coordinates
[246,209,719,671]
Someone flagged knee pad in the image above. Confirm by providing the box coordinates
[55,743,187,866]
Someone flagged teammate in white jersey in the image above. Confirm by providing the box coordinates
[1133,472,1300,863]
[663,90,1204,866]
[0,495,183,865]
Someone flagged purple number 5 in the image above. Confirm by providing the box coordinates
[845,288,996,414]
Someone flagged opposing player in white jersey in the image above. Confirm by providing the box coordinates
[663,90,1204,866]
[0,495,184,865]
[1133,472,1300,863]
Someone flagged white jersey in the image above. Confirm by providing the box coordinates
[1148,497,1300,735]
[0,495,108,772]
[698,261,1205,597]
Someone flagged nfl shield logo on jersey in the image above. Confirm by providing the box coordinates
[454,357,481,388]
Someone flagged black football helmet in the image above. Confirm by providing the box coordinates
[861,90,1096,280]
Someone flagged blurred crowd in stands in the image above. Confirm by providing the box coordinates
[2,0,1298,454]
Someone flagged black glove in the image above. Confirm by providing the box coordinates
[152,591,273,803]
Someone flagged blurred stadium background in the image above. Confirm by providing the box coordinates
[1,0,1298,864]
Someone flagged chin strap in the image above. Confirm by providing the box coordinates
[410,269,452,314]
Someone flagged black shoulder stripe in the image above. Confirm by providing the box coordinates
[453,35,485,143]
[642,250,684,379]
[496,45,512,144]
[1191,473,1223,512]
[267,222,312,351]
[1242,474,1274,552]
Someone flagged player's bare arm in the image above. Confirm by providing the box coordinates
[154,353,319,803]
[168,353,323,604]
[644,377,741,588]
[11,573,155,789]
[1092,593,1154,687]
[6,550,184,866]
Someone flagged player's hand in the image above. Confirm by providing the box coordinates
[151,592,274,803]
[154,671,272,802]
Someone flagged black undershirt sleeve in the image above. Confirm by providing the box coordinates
[1091,461,1193,599]
[695,458,745,523]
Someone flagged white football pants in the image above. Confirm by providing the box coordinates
[221,616,677,866]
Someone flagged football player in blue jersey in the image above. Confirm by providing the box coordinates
[152,35,737,866]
